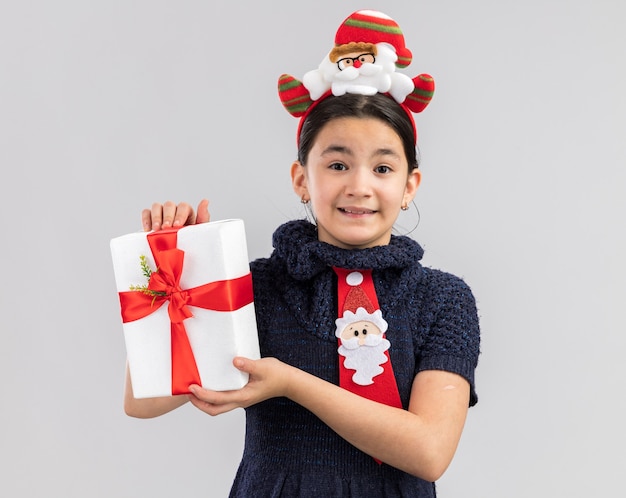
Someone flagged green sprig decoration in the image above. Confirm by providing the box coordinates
[129,255,167,304]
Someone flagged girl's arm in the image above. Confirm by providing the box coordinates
[123,362,189,418]
[290,366,469,481]
[187,357,469,482]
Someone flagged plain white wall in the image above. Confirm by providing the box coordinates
[1,1,624,496]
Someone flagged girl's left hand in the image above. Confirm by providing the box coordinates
[187,357,293,416]
[142,199,210,232]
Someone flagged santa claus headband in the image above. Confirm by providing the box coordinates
[277,9,435,145]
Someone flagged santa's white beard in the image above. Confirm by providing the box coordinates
[330,64,391,96]
[338,335,390,386]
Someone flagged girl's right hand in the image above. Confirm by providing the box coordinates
[141,199,210,232]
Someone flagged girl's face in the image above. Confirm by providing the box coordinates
[291,117,421,250]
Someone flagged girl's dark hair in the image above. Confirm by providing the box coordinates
[297,93,419,170]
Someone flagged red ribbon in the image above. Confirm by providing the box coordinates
[118,227,254,395]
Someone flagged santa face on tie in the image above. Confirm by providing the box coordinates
[335,306,391,386]
[339,318,383,346]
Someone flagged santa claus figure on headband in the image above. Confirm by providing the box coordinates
[303,11,416,104]
[278,9,434,117]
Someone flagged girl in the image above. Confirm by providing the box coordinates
[124,12,480,498]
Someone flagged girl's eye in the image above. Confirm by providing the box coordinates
[375,165,392,174]
[329,162,347,171]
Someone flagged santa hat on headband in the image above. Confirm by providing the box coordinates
[277,9,434,140]
[333,10,413,68]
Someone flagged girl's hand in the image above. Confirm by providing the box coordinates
[141,199,210,232]
[187,357,294,416]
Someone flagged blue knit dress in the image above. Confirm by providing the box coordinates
[228,220,480,497]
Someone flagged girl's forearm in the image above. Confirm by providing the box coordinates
[284,365,468,481]
[123,363,189,418]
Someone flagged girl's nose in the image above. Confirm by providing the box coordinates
[346,167,372,197]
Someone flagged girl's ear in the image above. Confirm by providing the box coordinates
[403,169,422,206]
[291,161,309,199]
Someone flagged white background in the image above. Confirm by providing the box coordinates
[1,1,624,496]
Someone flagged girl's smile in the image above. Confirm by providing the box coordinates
[292,116,421,250]
[339,207,376,215]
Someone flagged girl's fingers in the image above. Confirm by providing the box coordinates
[141,208,153,232]
[196,199,210,224]
[150,202,165,230]
[142,200,209,231]
[188,395,238,416]
[188,386,245,415]
[161,200,178,228]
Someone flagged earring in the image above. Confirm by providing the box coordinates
[301,196,316,225]
[395,200,421,237]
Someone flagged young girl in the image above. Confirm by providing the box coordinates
[124,10,480,497]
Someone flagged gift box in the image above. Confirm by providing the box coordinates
[110,219,260,399]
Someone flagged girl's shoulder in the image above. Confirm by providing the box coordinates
[250,256,280,280]
[420,266,476,298]
[409,265,479,323]
[249,256,290,298]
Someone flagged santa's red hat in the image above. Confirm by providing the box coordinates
[333,10,413,68]
[343,271,375,313]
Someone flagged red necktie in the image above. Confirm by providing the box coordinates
[333,267,403,409]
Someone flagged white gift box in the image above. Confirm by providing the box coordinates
[110,219,260,399]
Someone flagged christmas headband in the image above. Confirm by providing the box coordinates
[277,9,435,145]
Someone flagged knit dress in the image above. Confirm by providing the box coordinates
[228,220,480,498]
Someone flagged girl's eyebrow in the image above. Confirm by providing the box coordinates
[321,145,401,159]
[321,144,352,156]
[375,148,401,159]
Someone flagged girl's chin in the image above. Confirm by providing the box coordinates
[318,229,392,249]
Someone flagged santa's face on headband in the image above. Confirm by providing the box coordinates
[328,45,389,96]
[302,42,415,104]
[303,43,394,99]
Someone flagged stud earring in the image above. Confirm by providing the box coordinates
[301,197,310,204]
[401,203,409,211]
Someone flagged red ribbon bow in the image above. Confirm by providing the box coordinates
[118,227,254,395]
[145,247,193,323]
